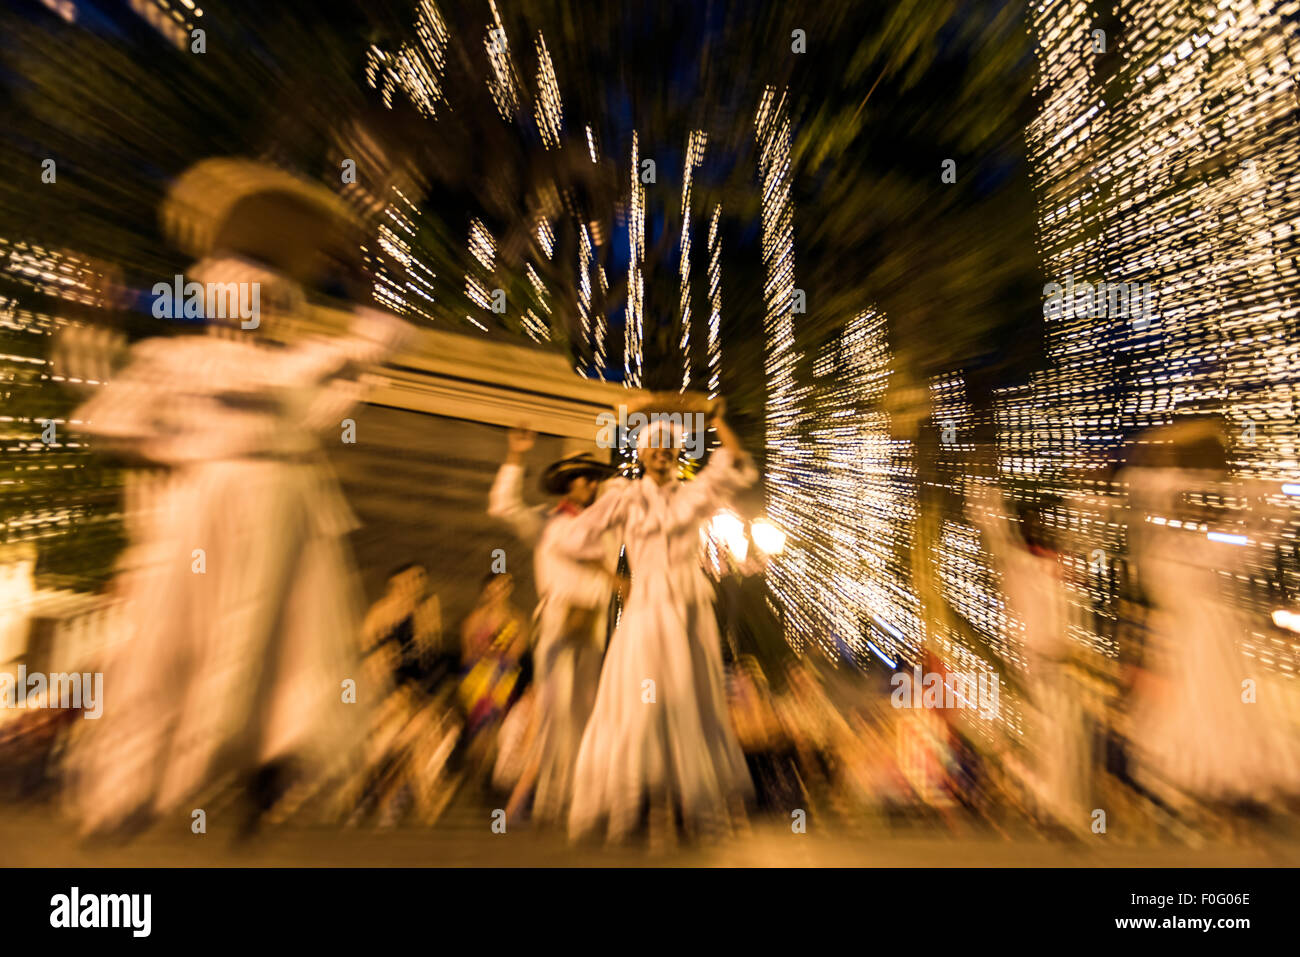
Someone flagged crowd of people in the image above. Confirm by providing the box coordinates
[2,159,1299,856]
[8,393,1295,853]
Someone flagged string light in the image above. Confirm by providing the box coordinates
[365,185,436,322]
[756,85,817,653]
[364,0,449,119]
[624,132,645,388]
[468,218,496,272]
[577,222,593,353]
[484,0,522,121]
[706,204,722,399]
[1020,0,1300,675]
[535,215,555,260]
[0,239,103,307]
[534,32,563,150]
[678,130,706,393]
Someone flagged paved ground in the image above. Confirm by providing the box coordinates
[5,791,1298,867]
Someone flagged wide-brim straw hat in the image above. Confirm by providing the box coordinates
[162,158,363,285]
[540,451,616,495]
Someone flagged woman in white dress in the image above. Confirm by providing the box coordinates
[560,402,757,846]
[1125,459,1300,812]
[64,162,411,836]
[69,262,408,838]
[487,429,618,825]
[970,485,1088,832]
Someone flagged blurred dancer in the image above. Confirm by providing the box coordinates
[562,400,757,848]
[1123,424,1300,822]
[972,485,1088,833]
[487,428,617,824]
[67,160,411,838]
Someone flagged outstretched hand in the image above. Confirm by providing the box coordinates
[505,427,537,465]
[507,427,537,455]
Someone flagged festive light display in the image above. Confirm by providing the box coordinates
[468,218,496,272]
[755,86,811,651]
[1018,0,1300,675]
[678,130,706,393]
[535,215,555,260]
[761,292,928,665]
[624,132,645,388]
[0,241,121,588]
[521,307,550,343]
[522,262,552,342]
[0,240,103,308]
[484,0,523,122]
[927,373,1013,731]
[464,217,499,331]
[577,223,593,355]
[364,185,436,322]
[364,0,450,119]
[705,204,722,400]
[594,263,609,376]
[834,310,922,669]
[534,32,563,150]
[754,1,1300,742]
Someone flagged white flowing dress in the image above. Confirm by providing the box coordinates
[488,463,615,822]
[974,495,1087,824]
[559,449,757,841]
[68,314,399,833]
[1126,467,1300,803]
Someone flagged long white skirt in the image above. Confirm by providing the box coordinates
[70,458,367,832]
[1131,605,1300,803]
[568,575,752,841]
[515,597,602,823]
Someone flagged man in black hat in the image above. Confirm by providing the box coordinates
[488,427,619,825]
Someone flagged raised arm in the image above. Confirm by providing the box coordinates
[709,398,755,473]
[488,428,544,543]
[673,401,759,522]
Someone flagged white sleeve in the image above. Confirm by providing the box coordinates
[488,463,544,543]
[550,478,633,558]
[672,448,758,524]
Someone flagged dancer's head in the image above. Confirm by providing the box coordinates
[163,158,362,344]
[638,419,683,486]
[540,451,614,507]
[563,473,600,507]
